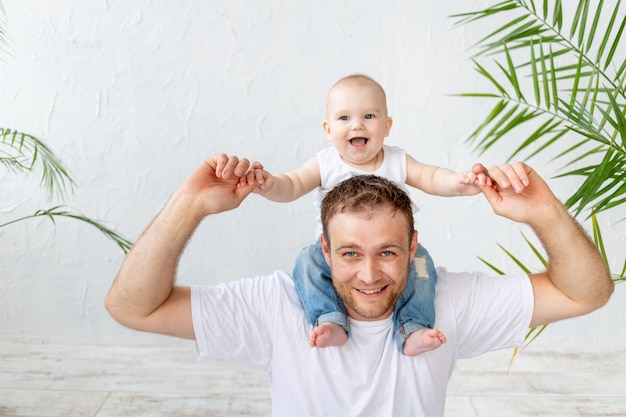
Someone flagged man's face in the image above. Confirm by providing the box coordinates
[321,206,417,321]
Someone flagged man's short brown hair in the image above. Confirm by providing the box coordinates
[320,175,414,245]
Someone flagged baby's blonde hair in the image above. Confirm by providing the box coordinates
[326,74,388,115]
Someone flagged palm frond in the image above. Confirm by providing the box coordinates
[520,324,549,350]
[497,243,533,274]
[0,4,129,256]
[591,212,609,262]
[1,128,76,200]
[0,206,133,253]
[560,150,626,216]
[454,0,624,93]
[452,0,626,216]
[603,7,626,71]
[477,257,506,275]
[521,232,547,266]
[618,258,626,281]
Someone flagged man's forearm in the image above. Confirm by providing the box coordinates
[104,189,201,329]
[475,162,613,327]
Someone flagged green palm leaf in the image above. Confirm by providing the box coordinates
[1,128,76,200]
[0,2,131,255]
[0,130,133,252]
[457,0,626,356]
[452,0,626,217]
[0,206,133,253]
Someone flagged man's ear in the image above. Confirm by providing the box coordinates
[322,120,331,139]
[410,230,418,258]
[320,233,332,265]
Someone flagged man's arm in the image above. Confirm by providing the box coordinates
[476,162,614,328]
[104,154,258,339]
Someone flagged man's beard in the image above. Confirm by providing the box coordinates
[331,267,409,320]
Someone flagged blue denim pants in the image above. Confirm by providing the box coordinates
[292,241,437,351]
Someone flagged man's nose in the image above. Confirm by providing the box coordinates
[359,258,380,283]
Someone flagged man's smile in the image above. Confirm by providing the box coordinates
[356,285,388,296]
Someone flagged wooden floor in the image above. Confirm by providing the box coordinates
[1,341,625,417]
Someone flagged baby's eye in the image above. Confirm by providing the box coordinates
[364,114,375,119]
[339,115,349,121]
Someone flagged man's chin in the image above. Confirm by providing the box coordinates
[348,303,394,321]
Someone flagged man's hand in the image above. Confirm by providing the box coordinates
[474,162,556,225]
[180,154,260,218]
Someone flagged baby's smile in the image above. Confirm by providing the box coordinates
[349,137,368,146]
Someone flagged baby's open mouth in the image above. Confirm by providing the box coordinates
[349,137,368,146]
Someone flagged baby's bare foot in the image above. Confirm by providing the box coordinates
[403,327,446,356]
[309,322,348,348]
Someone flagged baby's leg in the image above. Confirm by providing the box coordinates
[309,322,348,348]
[403,327,446,356]
[293,243,350,347]
[393,243,443,354]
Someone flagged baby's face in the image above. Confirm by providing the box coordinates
[323,81,392,171]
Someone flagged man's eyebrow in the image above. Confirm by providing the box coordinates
[378,243,406,252]
[333,242,405,252]
[333,243,360,251]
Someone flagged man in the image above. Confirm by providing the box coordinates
[105,154,613,416]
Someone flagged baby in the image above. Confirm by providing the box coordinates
[241,74,482,356]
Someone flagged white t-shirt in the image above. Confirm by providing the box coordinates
[191,268,533,417]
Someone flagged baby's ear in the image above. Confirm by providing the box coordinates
[322,120,332,137]
[385,116,393,136]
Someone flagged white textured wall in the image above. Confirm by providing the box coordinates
[1,1,624,349]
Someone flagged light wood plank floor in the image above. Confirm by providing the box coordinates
[1,342,624,416]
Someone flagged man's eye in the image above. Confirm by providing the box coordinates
[343,251,357,258]
[339,115,349,121]
[365,114,375,119]
[381,251,394,257]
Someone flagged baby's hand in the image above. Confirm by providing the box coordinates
[238,167,275,195]
[456,168,488,196]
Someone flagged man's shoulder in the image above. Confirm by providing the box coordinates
[192,270,298,303]
[434,267,532,312]
[433,267,468,288]
[191,270,304,331]
[240,269,297,292]
[435,267,529,291]
[246,270,301,306]
[437,267,530,283]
